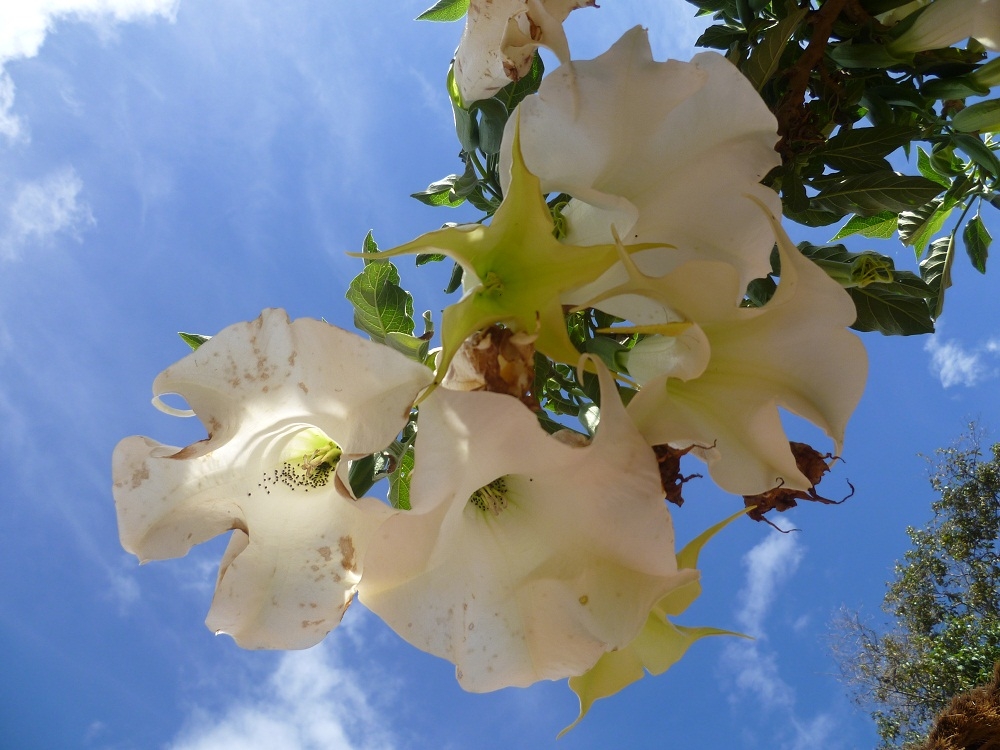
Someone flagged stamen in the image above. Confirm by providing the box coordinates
[267,440,343,493]
[469,477,509,516]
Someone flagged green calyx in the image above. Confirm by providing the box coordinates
[351,119,638,379]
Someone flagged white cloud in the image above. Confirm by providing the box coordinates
[786,713,837,750]
[168,640,396,750]
[736,532,803,637]
[718,532,847,748]
[925,335,994,388]
[723,640,795,709]
[0,168,94,260]
[721,533,803,711]
[0,0,178,141]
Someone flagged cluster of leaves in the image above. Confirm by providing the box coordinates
[692,0,998,334]
[834,428,1000,748]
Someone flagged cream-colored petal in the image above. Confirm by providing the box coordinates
[206,496,390,650]
[151,308,432,456]
[454,0,595,103]
[360,360,680,691]
[626,326,711,385]
[113,310,431,648]
[892,0,999,52]
[501,26,782,291]
[562,508,748,733]
[626,212,867,495]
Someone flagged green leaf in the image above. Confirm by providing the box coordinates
[820,126,919,173]
[178,332,211,350]
[963,214,991,274]
[470,99,508,155]
[832,211,898,240]
[952,100,1000,134]
[916,147,952,188]
[744,275,777,307]
[388,446,415,510]
[848,284,936,336]
[782,202,845,226]
[359,229,379,265]
[695,24,746,51]
[385,331,431,363]
[743,5,807,91]
[416,0,469,21]
[920,235,955,318]
[415,253,446,265]
[444,260,464,294]
[829,42,906,69]
[812,172,944,216]
[493,53,544,112]
[411,175,466,208]
[345,260,415,344]
[951,133,1000,178]
[452,97,478,153]
[347,454,378,499]
[921,75,990,100]
[898,197,954,256]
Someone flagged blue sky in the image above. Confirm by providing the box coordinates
[2,1,1000,748]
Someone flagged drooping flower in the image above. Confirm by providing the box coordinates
[453,0,596,104]
[112,309,433,649]
[500,26,782,306]
[561,509,748,734]
[358,359,685,692]
[890,0,999,52]
[356,123,634,378]
[623,204,868,495]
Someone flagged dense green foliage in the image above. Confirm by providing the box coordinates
[836,430,1000,748]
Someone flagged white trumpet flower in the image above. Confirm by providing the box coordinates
[112,309,433,649]
[359,360,686,691]
[454,0,596,104]
[500,25,782,308]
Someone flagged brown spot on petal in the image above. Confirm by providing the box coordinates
[170,438,211,460]
[301,618,326,629]
[298,382,308,394]
[579,595,589,605]
[288,351,297,366]
[130,464,150,489]
[339,536,356,572]
[317,546,332,562]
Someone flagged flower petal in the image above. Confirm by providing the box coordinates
[113,309,432,648]
[501,26,782,291]
[626,209,868,494]
[561,508,748,734]
[359,360,682,691]
[892,0,999,52]
[454,0,596,103]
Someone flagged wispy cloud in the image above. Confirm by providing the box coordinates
[736,532,804,638]
[0,0,178,141]
[718,531,845,749]
[168,639,397,750]
[0,168,94,260]
[925,335,1000,388]
[722,532,803,711]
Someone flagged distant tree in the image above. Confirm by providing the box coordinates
[833,427,1000,749]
